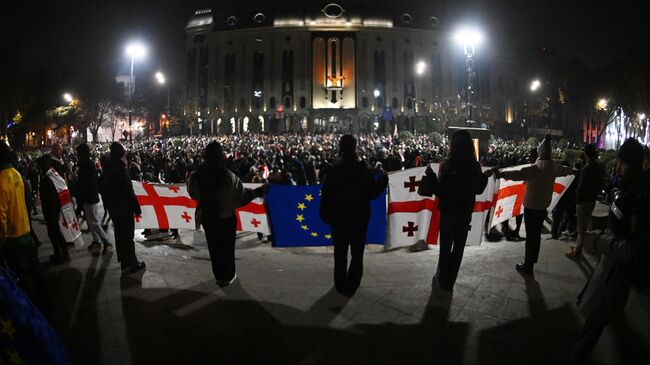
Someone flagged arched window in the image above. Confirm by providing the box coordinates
[283,96,292,108]
[269,97,276,108]
[362,97,368,108]
[406,97,413,110]
[392,98,398,109]
[299,96,306,108]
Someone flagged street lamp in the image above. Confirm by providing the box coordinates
[530,79,541,92]
[596,98,608,111]
[63,93,73,103]
[415,60,426,75]
[125,41,147,141]
[155,71,170,131]
[454,27,484,125]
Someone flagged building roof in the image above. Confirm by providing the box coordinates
[186,1,448,32]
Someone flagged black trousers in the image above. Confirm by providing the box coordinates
[524,208,547,263]
[45,218,68,259]
[203,213,237,282]
[331,224,367,292]
[570,318,605,365]
[111,211,138,266]
[436,214,471,288]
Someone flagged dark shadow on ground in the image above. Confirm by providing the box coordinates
[477,275,582,365]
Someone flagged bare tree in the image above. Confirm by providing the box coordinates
[85,99,113,142]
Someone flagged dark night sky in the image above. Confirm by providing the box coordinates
[1,0,649,108]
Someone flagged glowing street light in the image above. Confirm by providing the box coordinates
[125,41,148,141]
[596,98,608,111]
[155,71,166,85]
[639,113,646,121]
[63,93,73,103]
[373,89,381,98]
[454,26,484,124]
[415,60,427,75]
[530,79,541,92]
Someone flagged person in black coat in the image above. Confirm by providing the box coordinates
[419,129,491,290]
[103,142,145,274]
[320,135,389,295]
[37,154,70,264]
[194,142,266,286]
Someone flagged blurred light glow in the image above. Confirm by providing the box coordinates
[63,93,73,103]
[639,113,646,121]
[454,27,484,47]
[596,98,608,111]
[126,42,147,59]
[530,79,541,92]
[155,71,166,84]
[373,89,381,98]
[415,60,427,75]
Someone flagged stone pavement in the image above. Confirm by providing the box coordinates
[32,215,650,365]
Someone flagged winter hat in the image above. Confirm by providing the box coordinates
[618,138,644,172]
[110,142,125,160]
[537,134,552,160]
[76,143,91,159]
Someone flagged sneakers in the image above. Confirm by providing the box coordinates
[217,273,237,287]
[88,241,102,256]
[515,261,534,275]
[102,244,114,255]
[564,245,581,260]
[121,261,146,275]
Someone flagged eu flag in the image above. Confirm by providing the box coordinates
[265,184,386,247]
[0,268,69,365]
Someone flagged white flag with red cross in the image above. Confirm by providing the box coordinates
[132,182,198,229]
[387,165,495,249]
[131,181,271,235]
[236,183,271,235]
[488,164,575,228]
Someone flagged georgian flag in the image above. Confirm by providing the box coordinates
[131,181,271,235]
[488,165,575,228]
[133,182,197,229]
[46,168,84,248]
[387,165,495,249]
[237,184,271,235]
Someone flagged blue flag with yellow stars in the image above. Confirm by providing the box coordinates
[0,267,70,365]
[265,184,386,247]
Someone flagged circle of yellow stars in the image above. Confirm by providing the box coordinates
[1,318,24,365]
[295,192,332,241]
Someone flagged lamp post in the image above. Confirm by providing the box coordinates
[155,71,170,134]
[454,28,484,125]
[125,42,147,141]
[414,60,427,134]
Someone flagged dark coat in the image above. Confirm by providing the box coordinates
[576,159,605,203]
[420,160,487,218]
[76,158,100,205]
[39,175,60,225]
[320,159,388,227]
[577,175,650,324]
[103,158,141,218]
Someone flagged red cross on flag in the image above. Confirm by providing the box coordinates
[132,181,198,229]
[387,164,496,249]
[488,164,575,228]
[46,168,84,248]
[236,184,271,235]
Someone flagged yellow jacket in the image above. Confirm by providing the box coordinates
[0,165,30,240]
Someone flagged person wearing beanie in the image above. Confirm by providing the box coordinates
[320,135,389,295]
[571,138,650,364]
[495,134,575,275]
[103,142,145,274]
[76,143,113,256]
[565,144,605,259]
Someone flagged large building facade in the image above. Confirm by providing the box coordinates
[184,2,520,135]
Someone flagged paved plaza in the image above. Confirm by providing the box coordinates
[34,213,650,365]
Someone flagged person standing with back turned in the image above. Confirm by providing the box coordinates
[418,129,491,290]
[320,135,388,296]
[495,134,574,275]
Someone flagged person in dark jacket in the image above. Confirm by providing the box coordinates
[37,155,70,264]
[566,144,605,259]
[419,130,491,290]
[195,142,266,286]
[76,143,112,256]
[570,138,649,364]
[104,142,145,274]
[320,135,389,295]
